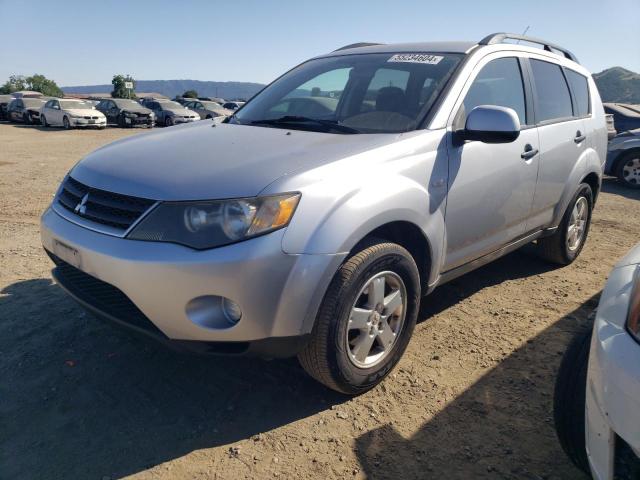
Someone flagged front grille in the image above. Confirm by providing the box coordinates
[48,251,165,336]
[57,176,155,232]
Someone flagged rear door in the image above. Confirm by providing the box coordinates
[526,58,586,229]
[444,55,540,271]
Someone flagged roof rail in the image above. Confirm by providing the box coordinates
[333,42,384,52]
[479,32,579,63]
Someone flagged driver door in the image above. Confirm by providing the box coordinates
[443,55,540,271]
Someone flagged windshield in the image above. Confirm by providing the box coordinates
[232,52,462,133]
[60,100,93,110]
[114,99,141,108]
[158,101,184,109]
[23,98,46,108]
[202,101,223,109]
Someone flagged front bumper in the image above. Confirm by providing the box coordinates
[71,118,107,127]
[41,207,345,355]
[586,264,640,479]
[172,116,198,124]
[123,115,153,127]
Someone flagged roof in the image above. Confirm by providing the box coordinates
[322,41,475,58]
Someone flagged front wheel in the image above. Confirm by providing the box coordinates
[615,151,640,189]
[537,183,593,265]
[41,115,48,127]
[23,113,31,125]
[298,240,420,394]
[63,116,71,129]
[164,116,173,127]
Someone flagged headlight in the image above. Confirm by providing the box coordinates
[128,193,300,249]
[125,111,137,118]
[627,268,640,343]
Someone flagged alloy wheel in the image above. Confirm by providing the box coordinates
[345,271,407,368]
[567,196,588,252]
[622,157,640,186]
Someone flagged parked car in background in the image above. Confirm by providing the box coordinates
[40,99,106,129]
[604,103,640,134]
[11,90,43,99]
[95,98,154,128]
[605,129,640,189]
[42,33,606,394]
[222,101,245,110]
[183,100,232,119]
[0,94,15,120]
[144,99,199,126]
[606,114,617,140]
[7,97,47,124]
[555,243,640,480]
[199,96,226,104]
[174,97,193,105]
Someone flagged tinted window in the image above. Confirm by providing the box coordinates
[565,69,590,116]
[462,57,526,125]
[530,59,573,122]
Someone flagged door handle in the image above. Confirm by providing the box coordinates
[574,131,586,143]
[521,144,539,160]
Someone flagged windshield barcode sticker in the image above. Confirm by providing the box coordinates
[387,54,443,65]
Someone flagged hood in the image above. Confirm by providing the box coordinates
[65,108,104,117]
[70,122,399,200]
[165,107,193,114]
[122,105,152,114]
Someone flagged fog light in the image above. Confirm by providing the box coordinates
[222,298,242,324]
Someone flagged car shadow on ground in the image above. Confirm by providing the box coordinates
[0,249,576,479]
[601,177,640,201]
[356,292,598,479]
[0,277,348,479]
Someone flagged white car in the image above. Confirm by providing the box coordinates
[40,99,107,129]
[555,243,640,479]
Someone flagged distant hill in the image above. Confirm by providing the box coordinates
[593,67,640,104]
[62,79,265,100]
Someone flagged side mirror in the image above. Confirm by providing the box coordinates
[463,105,520,143]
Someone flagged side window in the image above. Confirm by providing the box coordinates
[45,100,53,108]
[461,57,526,126]
[565,69,590,117]
[530,59,573,123]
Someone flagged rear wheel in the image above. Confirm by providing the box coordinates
[553,327,592,475]
[615,151,640,189]
[298,240,420,394]
[537,183,593,265]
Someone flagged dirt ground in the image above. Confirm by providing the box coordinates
[1,122,639,480]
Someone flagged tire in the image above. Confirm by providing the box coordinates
[117,113,126,128]
[615,151,640,189]
[23,113,31,125]
[63,116,71,130]
[206,115,212,120]
[553,327,592,475]
[537,183,593,265]
[41,115,48,127]
[165,116,173,127]
[298,240,421,394]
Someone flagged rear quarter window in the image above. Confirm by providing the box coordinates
[565,69,590,117]
[530,59,573,123]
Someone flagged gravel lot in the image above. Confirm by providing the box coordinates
[1,122,639,480]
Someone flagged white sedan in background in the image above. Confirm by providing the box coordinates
[555,243,640,479]
[40,99,106,129]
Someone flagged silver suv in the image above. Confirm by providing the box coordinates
[41,33,606,393]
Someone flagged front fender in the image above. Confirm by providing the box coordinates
[275,131,450,286]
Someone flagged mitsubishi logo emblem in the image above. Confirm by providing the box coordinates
[74,193,89,215]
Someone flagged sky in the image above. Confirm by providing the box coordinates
[0,0,638,87]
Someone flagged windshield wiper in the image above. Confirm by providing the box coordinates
[249,116,360,134]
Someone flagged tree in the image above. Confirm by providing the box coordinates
[0,75,27,94]
[0,74,63,97]
[25,74,64,97]
[111,74,137,99]
[182,89,198,98]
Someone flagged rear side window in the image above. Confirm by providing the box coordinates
[462,57,527,126]
[565,69,590,116]
[530,59,573,123]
